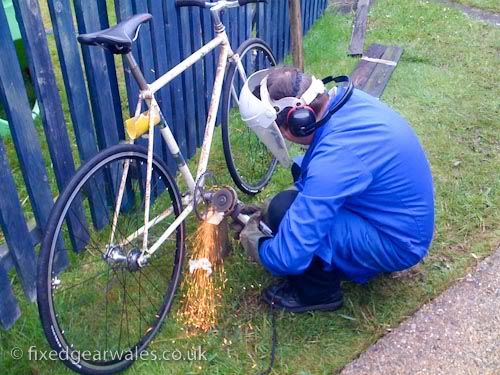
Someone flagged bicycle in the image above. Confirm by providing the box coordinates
[36,1,278,373]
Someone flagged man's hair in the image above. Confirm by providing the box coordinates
[265,66,328,128]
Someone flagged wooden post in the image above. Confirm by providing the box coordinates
[288,0,304,70]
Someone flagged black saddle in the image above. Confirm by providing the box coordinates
[77,13,152,54]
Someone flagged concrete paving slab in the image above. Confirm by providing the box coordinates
[341,248,500,375]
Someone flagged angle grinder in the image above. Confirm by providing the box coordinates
[204,186,272,236]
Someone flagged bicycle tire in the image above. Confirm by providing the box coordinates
[37,143,185,374]
[221,38,278,195]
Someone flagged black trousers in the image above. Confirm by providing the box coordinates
[262,164,341,304]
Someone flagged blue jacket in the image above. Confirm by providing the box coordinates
[258,88,435,280]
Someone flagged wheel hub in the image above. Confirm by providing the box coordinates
[103,245,127,268]
[126,248,143,272]
[103,245,143,271]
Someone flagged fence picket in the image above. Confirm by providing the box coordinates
[270,0,278,59]
[0,140,37,302]
[201,9,215,119]
[115,0,140,116]
[178,7,197,159]
[284,0,290,57]
[190,8,208,147]
[279,0,285,61]
[163,0,188,156]
[0,267,20,330]
[237,5,245,48]
[147,0,177,173]
[97,2,125,140]
[134,0,167,169]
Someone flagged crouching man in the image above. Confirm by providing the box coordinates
[237,67,435,313]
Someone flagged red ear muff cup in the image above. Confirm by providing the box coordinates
[287,105,317,137]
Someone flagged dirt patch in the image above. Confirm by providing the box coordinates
[330,0,376,14]
[330,0,357,14]
[435,0,500,26]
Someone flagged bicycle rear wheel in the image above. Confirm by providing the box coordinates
[222,38,278,195]
[37,144,185,374]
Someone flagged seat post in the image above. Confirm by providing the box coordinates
[210,9,224,33]
[124,53,148,91]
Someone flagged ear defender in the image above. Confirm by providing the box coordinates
[286,75,354,138]
[287,104,318,137]
[260,70,353,139]
[285,72,320,137]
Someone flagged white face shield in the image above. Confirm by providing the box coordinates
[238,69,325,167]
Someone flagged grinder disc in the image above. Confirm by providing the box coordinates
[210,187,238,214]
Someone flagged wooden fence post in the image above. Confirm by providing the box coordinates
[288,0,304,70]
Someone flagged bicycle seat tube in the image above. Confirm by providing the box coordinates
[124,53,148,91]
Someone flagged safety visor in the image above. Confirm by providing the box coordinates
[238,69,325,167]
[238,69,290,167]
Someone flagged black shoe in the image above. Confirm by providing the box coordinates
[262,281,343,313]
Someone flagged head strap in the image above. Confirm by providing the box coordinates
[260,74,326,114]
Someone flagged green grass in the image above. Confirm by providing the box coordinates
[1,0,499,374]
[452,0,500,13]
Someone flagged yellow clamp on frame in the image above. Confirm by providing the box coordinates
[125,109,161,140]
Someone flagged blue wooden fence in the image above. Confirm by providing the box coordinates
[0,0,328,329]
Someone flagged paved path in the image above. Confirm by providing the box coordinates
[331,0,500,26]
[429,0,499,27]
[341,248,500,375]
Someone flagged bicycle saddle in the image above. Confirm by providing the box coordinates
[77,13,152,54]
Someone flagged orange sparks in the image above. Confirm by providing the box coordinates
[178,219,227,332]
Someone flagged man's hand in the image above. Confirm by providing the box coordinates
[239,212,272,264]
[229,203,261,237]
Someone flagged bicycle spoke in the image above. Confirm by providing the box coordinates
[105,266,110,352]
[139,270,142,336]
[136,268,164,297]
[56,269,108,294]
[131,271,163,312]
[118,269,125,351]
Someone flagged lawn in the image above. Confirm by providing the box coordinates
[0,0,499,374]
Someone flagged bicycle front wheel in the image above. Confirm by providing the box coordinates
[222,38,278,195]
[37,144,185,374]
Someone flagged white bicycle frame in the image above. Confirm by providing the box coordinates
[108,7,248,266]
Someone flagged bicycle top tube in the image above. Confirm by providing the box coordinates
[175,0,266,31]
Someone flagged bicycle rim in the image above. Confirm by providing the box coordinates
[222,38,278,195]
